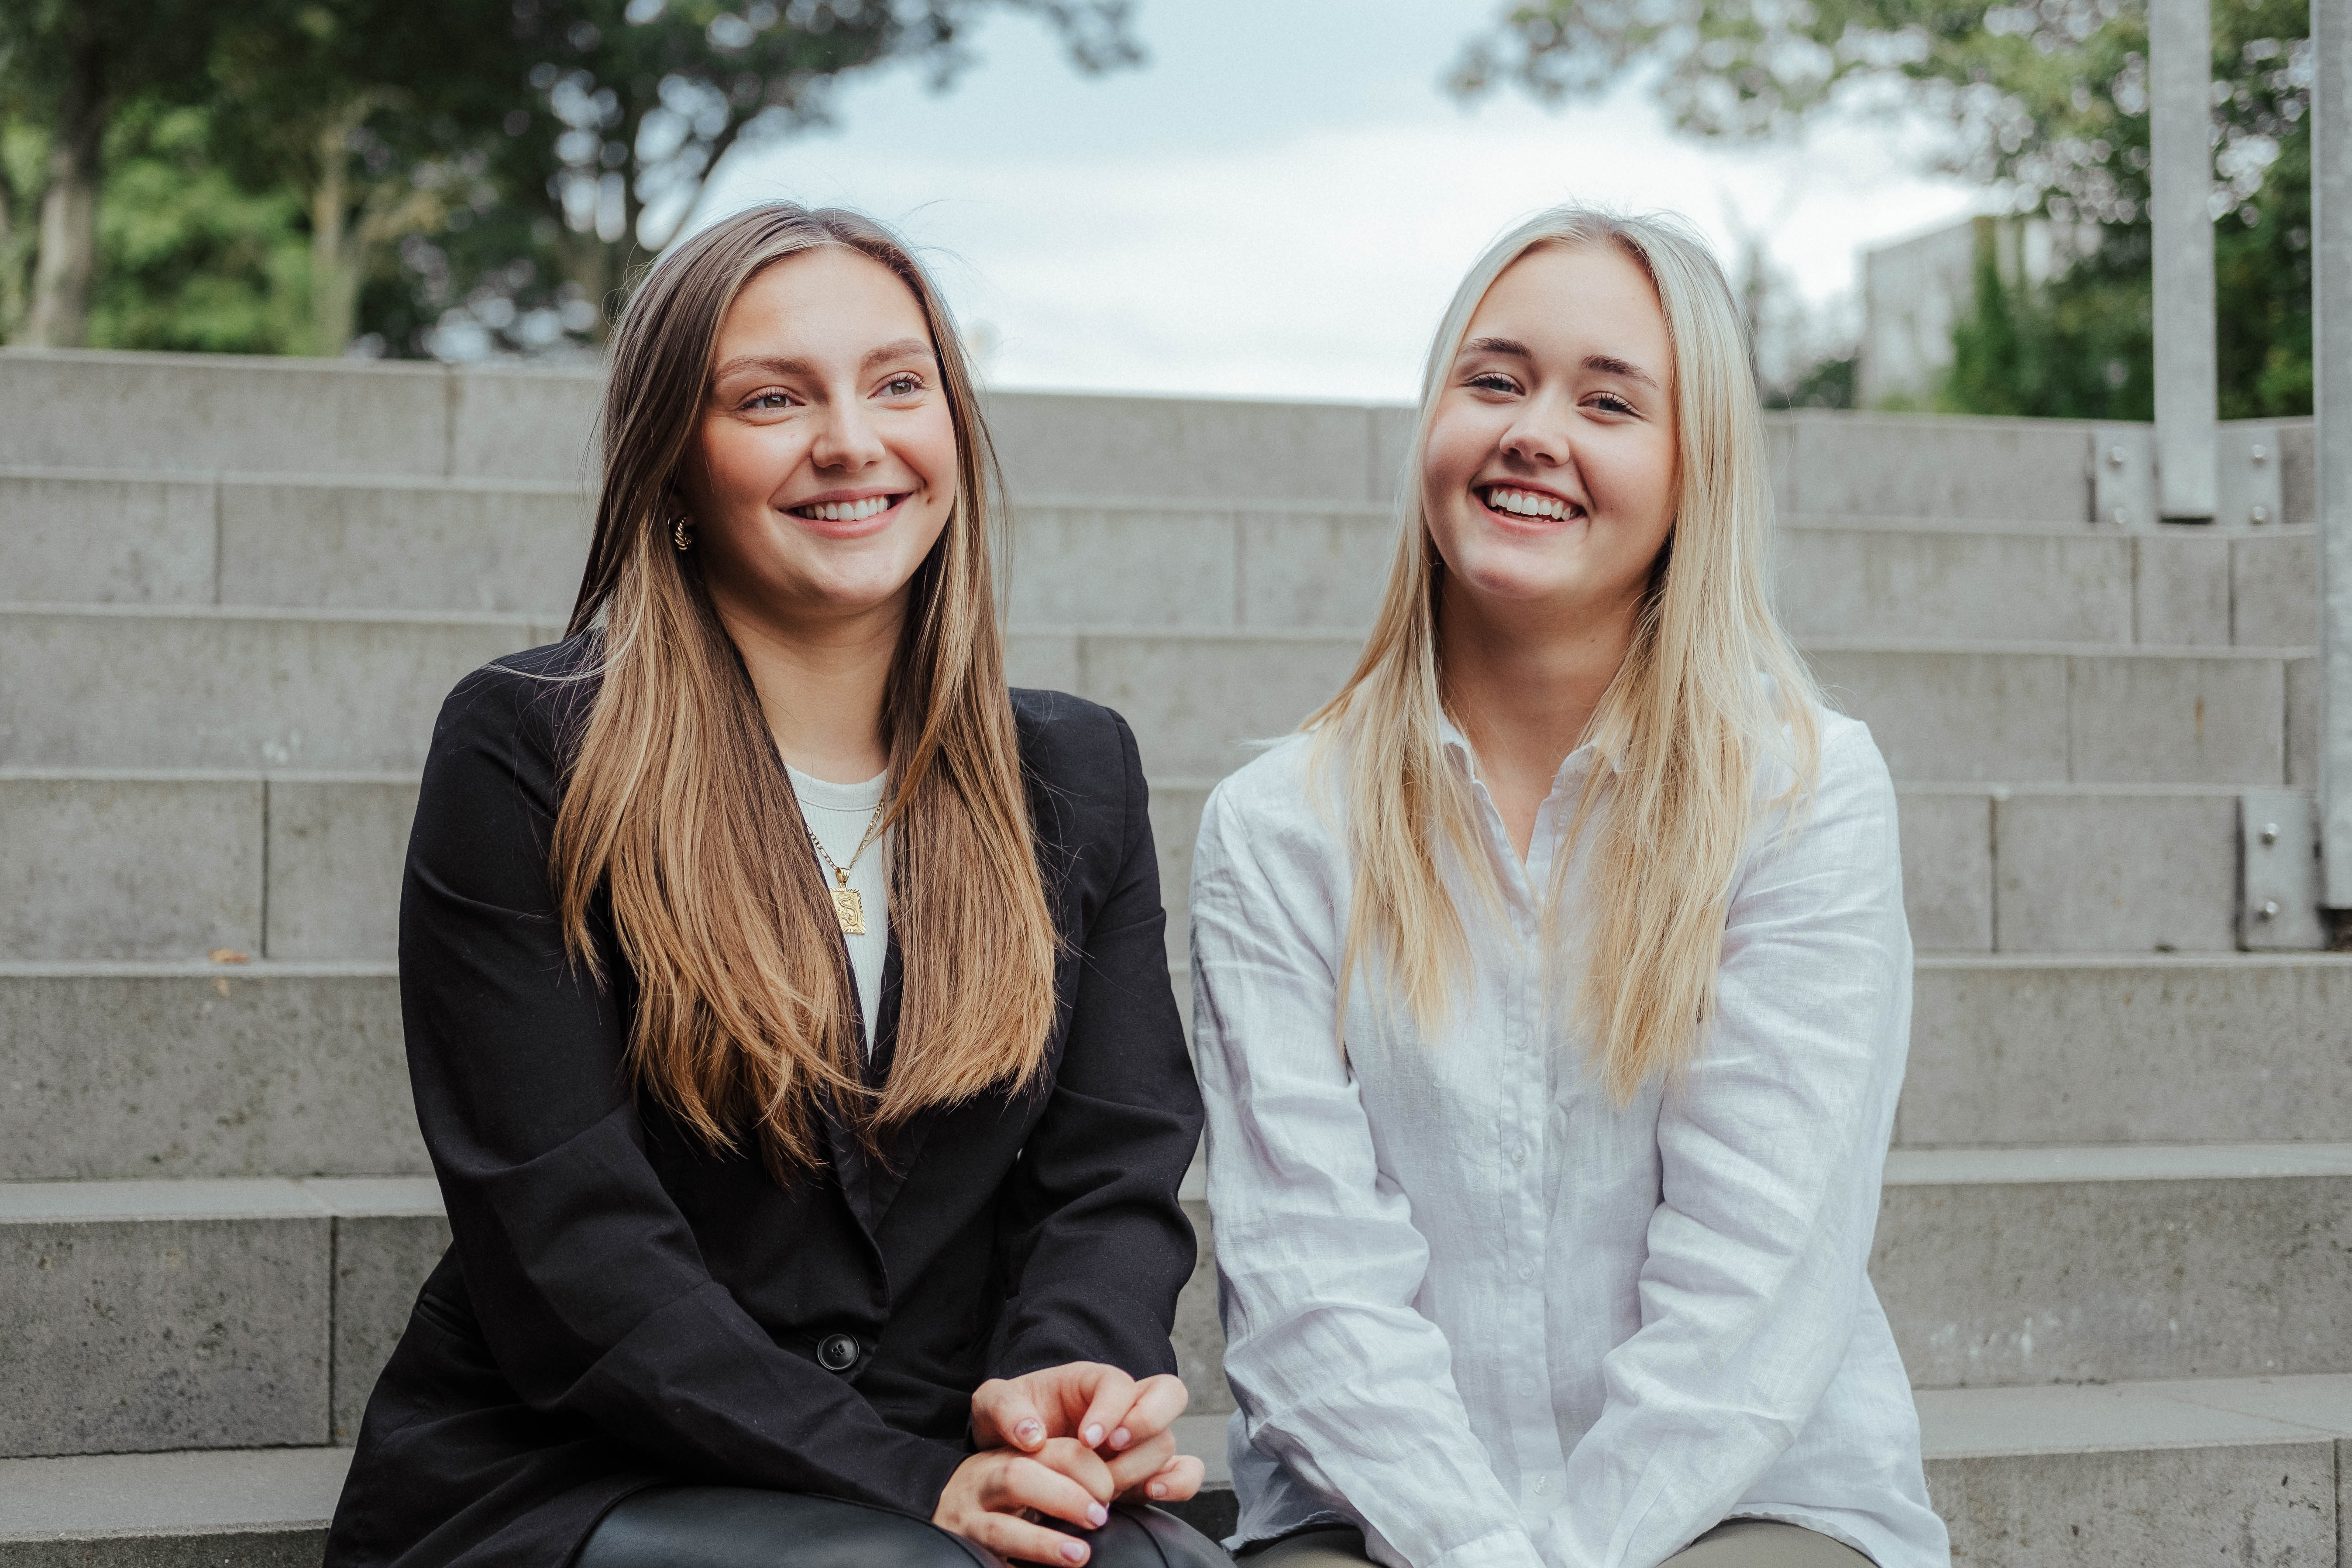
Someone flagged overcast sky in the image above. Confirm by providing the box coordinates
[697,0,1980,402]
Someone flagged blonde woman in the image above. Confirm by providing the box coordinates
[1190,208,1947,1568]
[327,205,1226,1568]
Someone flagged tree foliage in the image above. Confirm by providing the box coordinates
[1451,0,2314,418]
[2,0,1140,356]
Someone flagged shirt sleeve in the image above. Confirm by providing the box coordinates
[1192,778,1547,1568]
[1537,723,1912,1568]
[400,661,966,1518]
[988,709,1206,1381]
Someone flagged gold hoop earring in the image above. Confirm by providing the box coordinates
[671,515,694,552]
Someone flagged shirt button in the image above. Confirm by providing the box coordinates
[1534,1477,1550,1495]
[816,1333,861,1372]
[1510,1145,1527,1165]
[1520,1382,1539,1398]
[1518,1264,1535,1282]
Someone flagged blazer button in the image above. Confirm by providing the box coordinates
[816,1333,861,1373]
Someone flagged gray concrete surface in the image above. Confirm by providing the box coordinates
[1877,1146,2352,1386]
[1991,789,2239,951]
[0,775,262,959]
[0,471,217,605]
[313,1180,449,1445]
[0,1445,350,1568]
[262,781,416,960]
[217,478,591,615]
[1905,956,2352,1147]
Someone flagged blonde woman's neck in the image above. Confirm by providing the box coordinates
[1438,576,1642,859]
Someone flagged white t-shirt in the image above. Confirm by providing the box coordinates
[786,764,890,1056]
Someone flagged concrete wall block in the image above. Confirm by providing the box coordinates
[1897,792,1993,952]
[322,1192,451,1445]
[1763,416,1796,518]
[2273,416,2314,530]
[217,481,590,615]
[2288,657,2320,791]
[1928,1441,2338,1568]
[1004,507,1238,629]
[1809,650,2070,782]
[0,612,546,770]
[0,474,215,605]
[1175,1200,1234,1416]
[1777,530,2132,645]
[2133,533,2232,646]
[0,350,447,477]
[2067,653,2285,785]
[1874,1173,2352,1387]
[2232,532,2320,648]
[1004,633,1080,696]
[1908,959,2352,1148]
[1991,793,2238,952]
[0,969,422,1181]
[1150,783,1211,972]
[1081,634,1358,778]
[0,777,262,959]
[0,1189,331,1457]
[1236,511,1394,633]
[446,368,600,485]
[986,393,1384,503]
[264,781,418,961]
[1784,414,2091,523]
[1367,406,1417,507]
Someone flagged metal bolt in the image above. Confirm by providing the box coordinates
[2107,445,2128,468]
[2259,901,2282,921]
[2251,504,2271,524]
[2262,823,2280,846]
[2111,507,2131,525]
[2250,444,2269,463]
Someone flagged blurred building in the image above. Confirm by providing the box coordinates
[1857,214,2092,407]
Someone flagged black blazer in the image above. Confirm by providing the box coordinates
[326,639,1203,1568]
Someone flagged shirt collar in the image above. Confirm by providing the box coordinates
[1436,711,1623,783]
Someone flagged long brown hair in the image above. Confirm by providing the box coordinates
[550,203,1058,1177]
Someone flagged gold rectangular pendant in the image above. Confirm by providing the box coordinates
[831,886,866,936]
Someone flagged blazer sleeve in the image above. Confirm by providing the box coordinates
[399,661,967,1517]
[1537,723,1913,1568]
[987,708,1205,1382]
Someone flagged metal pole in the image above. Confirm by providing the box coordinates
[2318,0,2352,913]
[2150,0,2218,520]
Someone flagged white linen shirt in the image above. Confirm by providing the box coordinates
[1189,708,1948,1568]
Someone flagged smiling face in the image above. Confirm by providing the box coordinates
[1420,241,1679,628]
[682,244,959,633]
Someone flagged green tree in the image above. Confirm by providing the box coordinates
[1451,0,2314,418]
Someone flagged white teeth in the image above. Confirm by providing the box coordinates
[797,495,894,522]
[1483,487,1571,520]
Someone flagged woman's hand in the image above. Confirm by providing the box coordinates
[969,1363,1201,1501]
[933,1438,1114,1565]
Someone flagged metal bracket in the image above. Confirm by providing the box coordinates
[2239,789,2326,949]
[2215,423,2287,530]
[2089,425,2157,528]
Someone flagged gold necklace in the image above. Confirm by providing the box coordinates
[805,802,887,935]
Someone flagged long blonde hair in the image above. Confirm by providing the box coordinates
[550,203,1058,1178]
[1306,206,1819,1100]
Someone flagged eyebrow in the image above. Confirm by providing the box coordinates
[711,337,935,381]
[1462,337,1661,390]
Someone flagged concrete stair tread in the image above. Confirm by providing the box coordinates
[0,1176,438,1222]
[10,1374,2344,1538]
[1887,1141,2352,1184]
[0,1445,353,1542]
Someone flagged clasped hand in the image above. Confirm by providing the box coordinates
[932,1363,1203,1565]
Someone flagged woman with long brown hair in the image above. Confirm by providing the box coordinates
[326,203,1224,1568]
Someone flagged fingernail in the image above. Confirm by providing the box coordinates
[1087,1503,1108,1528]
[1061,1542,1088,1564]
[1111,1427,1131,1449]
[1147,1481,1166,1499]
[1083,1423,1104,1447]
[1016,1419,1044,1445]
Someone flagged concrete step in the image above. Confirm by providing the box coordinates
[3,769,2287,963]
[13,610,2283,785]
[0,773,414,961]
[0,350,2317,530]
[0,963,418,1183]
[17,1148,2350,1457]
[6,1381,2344,1568]
[9,951,2345,1185]
[0,1177,445,1458]
[4,464,2319,648]
[1907,957,2352,1147]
